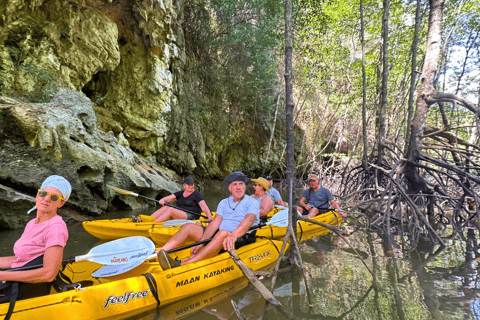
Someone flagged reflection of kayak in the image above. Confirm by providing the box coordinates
[82,214,212,241]
[135,277,249,320]
[256,211,342,239]
[0,239,285,320]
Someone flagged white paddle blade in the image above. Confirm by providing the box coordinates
[163,220,197,227]
[269,218,289,228]
[92,259,145,278]
[76,236,155,265]
[266,209,289,227]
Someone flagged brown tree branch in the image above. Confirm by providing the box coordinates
[425,90,480,117]
[228,250,283,309]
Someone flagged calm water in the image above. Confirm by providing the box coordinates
[2,185,480,319]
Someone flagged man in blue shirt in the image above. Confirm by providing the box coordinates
[297,174,346,218]
[265,175,286,207]
[157,171,259,269]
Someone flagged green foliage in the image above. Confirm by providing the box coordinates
[441,0,480,100]
[182,0,284,122]
[1,20,59,102]
[21,64,58,103]
[288,0,452,166]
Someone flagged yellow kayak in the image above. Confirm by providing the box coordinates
[148,222,192,246]
[0,238,286,320]
[82,214,212,241]
[83,208,280,243]
[148,207,282,246]
[256,211,343,239]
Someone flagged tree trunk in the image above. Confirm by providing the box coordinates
[376,0,390,165]
[404,0,444,195]
[405,0,422,152]
[284,0,297,254]
[360,0,368,168]
[406,0,444,163]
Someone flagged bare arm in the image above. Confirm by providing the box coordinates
[259,197,274,216]
[223,213,256,251]
[0,256,15,269]
[198,200,213,220]
[159,194,176,206]
[0,246,64,283]
[277,199,286,207]
[330,199,346,217]
[299,197,311,210]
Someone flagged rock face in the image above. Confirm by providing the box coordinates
[0,90,179,229]
[0,0,291,228]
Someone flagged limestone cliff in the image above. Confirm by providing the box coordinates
[0,0,292,228]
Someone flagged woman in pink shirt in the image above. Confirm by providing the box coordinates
[0,175,70,287]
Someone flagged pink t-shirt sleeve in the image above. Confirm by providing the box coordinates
[44,222,68,249]
[11,216,68,268]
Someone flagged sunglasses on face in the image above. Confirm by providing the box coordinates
[37,189,64,201]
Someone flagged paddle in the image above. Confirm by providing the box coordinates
[164,203,209,219]
[92,259,147,278]
[91,209,290,277]
[6,236,156,272]
[107,185,209,219]
[163,219,199,227]
[162,217,215,227]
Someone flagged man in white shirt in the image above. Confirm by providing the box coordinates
[157,171,259,269]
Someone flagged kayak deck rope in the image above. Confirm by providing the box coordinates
[0,281,18,320]
[142,273,160,308]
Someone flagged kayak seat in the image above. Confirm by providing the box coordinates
[52,280,94,292]
[0,255,50,320]
[51,268,94,292]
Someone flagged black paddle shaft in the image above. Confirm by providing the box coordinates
[164,203,208,219]
[135,193,208,219]
[6,257,76,272]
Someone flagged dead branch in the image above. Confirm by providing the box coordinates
[228,250,283,310]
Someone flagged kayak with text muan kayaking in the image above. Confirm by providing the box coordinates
[0,238,286,320]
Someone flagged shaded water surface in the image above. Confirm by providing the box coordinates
[2,186,480,319]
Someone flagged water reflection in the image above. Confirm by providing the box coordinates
[3,195,480,319]
[409,228,480,319]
